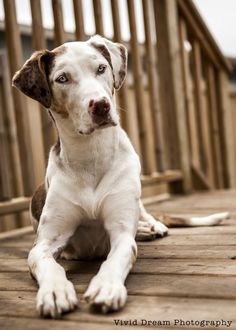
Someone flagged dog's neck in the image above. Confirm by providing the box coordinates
[51,113,120,170]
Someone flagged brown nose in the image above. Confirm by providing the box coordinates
[90,98,110,117]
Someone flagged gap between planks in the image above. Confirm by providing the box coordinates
[0,292,235,325]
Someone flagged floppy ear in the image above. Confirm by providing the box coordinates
[12,50,54,108]
[89,35,128,90]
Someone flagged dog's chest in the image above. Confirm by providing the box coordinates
[59,165,112,219]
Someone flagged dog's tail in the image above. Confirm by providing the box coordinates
[160,212,230,227]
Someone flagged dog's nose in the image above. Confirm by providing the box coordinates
[90,98,110,116]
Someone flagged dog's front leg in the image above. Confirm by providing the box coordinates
[84,198,138,313]
[28,199,80,318]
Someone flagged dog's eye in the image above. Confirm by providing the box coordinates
[55,73,68,83]
[97,64,106,74]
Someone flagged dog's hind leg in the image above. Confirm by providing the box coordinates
[136,200,168,241]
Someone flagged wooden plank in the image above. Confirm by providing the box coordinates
[1,243,236,260]
[3,0,35,196]
[2,272,236,301]
[0,80,12,200]
[0,197,30,216]
[191,39,214,188]
[127,0,157,175]
[30,0,56,162]
[142,0,166,172]
[30,0,46,50]
[206,64,224,188]
[0,292,235,325]
[73,0,85,41]
[138,244,236,260]
[141,170,182,185]
[142,193,170,206]
[110,0,141,155]
[26,99,46,186]
[2,257,236,275]
[0,226,32,241]
[0,53,23,197]
[52,0,65,45]
[138,234,236,247]
[217,70,236,188]
[154,0,191,192]
[0,317,143,330]
[179,18,200,169]
[0,317,146,330]
[191,164,212,190]
[93,0,104,35]
[177,0,231,72]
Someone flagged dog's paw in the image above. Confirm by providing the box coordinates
[37,278,78,318]
[84,276,127,313]
[136,217,168,241]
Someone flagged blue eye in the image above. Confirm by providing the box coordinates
[55,73,68,83]
[97,64,106,74]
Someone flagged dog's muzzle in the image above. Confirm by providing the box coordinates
[89,97,116,127]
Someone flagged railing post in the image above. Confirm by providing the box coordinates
[52,0,65,45]
[154,0,192,192]
[30,0,56,164]
[110,0,141,155]
[127,0,158,175]
[217,70,236,188]
[3,0,35,196]
[73,0,85,41]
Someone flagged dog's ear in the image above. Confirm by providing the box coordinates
[12,50,54,108]
[89,35,128,90]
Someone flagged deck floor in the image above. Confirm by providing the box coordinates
[1,190,236,330]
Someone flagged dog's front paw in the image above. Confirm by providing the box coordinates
[136,217,168,241]
[84,276,127,313]
[37,278,78,318]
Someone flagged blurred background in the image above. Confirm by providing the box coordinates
[0,0,236,232]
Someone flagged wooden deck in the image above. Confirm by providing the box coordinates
[1,190,236,330]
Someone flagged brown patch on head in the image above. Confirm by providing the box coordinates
[31,183,47,222]
[51,93,69,118]
[90,42,113,71]
[49,46,70,118]
[12,50,55,108]
[12,45,68,116]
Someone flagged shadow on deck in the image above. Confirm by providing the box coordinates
[0,190,236,330]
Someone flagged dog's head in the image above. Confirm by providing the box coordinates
[12,35,127,135]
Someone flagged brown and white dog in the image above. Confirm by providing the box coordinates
[12,35,229,318]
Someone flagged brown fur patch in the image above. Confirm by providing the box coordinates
[91,42,113,71]
[118,45,127,87]
[155,213,190,227]
[12,50,55,108]
[31,183,47,222]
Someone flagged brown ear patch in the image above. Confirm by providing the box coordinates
[118,45,127,88]
[12,50,55,108]
[31,183,47,222]
[90,42,113,71]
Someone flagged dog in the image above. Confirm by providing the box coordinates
[12,35,229,318]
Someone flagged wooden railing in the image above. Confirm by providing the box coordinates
[0,0,235,231]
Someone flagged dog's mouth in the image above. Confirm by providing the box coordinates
[95,119,117,130]
[78,119,117,135]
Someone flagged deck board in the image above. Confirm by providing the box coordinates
[0,190,236,329]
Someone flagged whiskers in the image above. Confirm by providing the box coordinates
[116,106,127,113]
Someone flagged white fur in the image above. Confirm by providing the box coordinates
[27,36,147,317]
[188,212,230,226]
